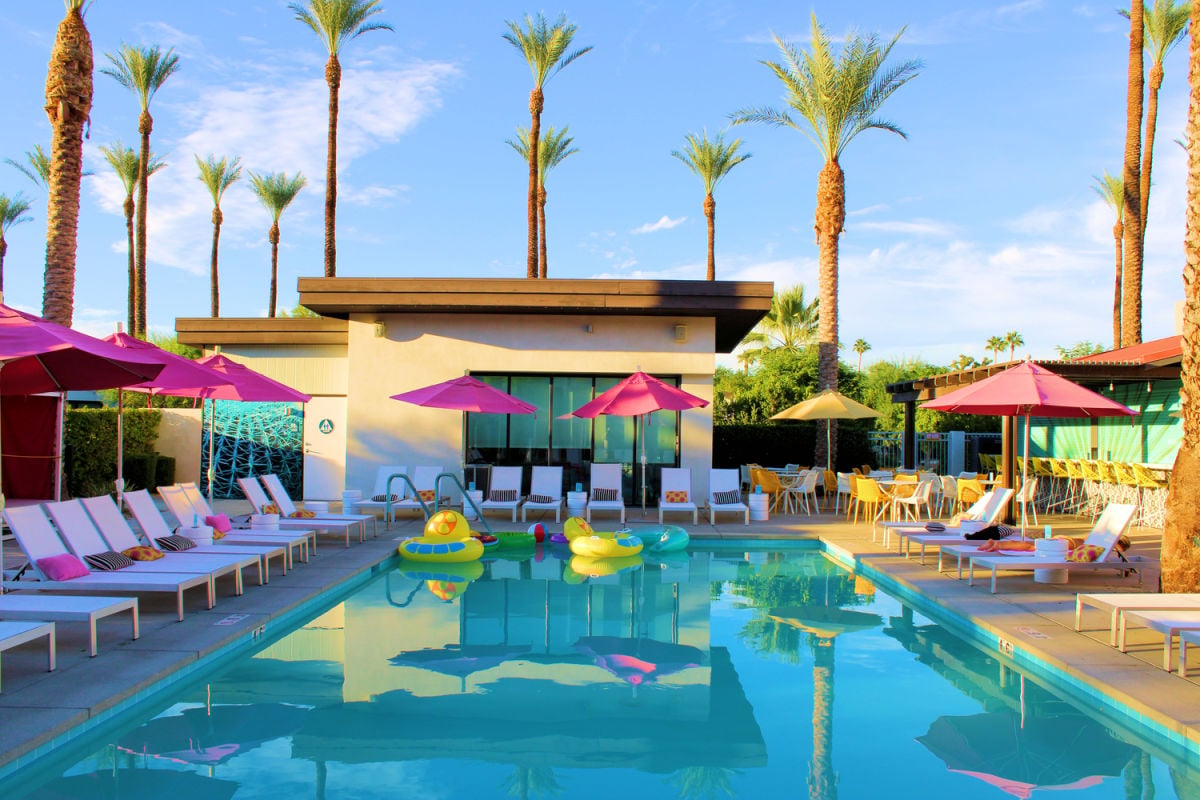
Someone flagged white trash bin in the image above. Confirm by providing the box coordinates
[1034,537,1069,584]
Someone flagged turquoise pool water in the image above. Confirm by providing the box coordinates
[10,545,1200,799]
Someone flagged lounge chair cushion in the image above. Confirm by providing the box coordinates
[290,510,317,518]
[713,490,741,505]
[372,493,400,502]
[528,494,554,504]
[489,489,518,503]
[84,550,135,571]
[261,503,281,514]
[664,491,689,503]
[122,545,165,561]
[1068,544,1105,562]
[36,553,90,581]
[591,488,619,501]
[156,534,197,552]
[418,490,436,502]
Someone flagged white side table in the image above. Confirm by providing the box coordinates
[463,490,483,520]
[566,491,587,518]
[748,492,769,522]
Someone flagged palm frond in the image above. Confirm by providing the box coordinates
[1093,171,1124,218]
[195,154,243,205]
[249,171,307,223]
[100,141,165,193]
[507,126,579,182]
[101,43,180,107]
[289,0,393,56]
[503,13,591,88]
[0,193,34,233]
[5,145,51,190]
[672,130,751,194]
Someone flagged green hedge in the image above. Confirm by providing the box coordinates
[63,408,162,498]
[713,421,875,472]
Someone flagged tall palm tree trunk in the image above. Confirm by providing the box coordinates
[537,185,548,278]
[324,55,340,278]
[0,239,7,294]
[1162,0,1200,593]
[526,88,542,279]
[1113,220,1123,349]
[135,110,153,338]
[1142,61,1164,246]
[808,640,836,800]
[124,196,135,332]
[704,193,716,281]
[42,5,93,327]
[210,207,223,317]
[268,223,280,318]
[815,159,845,469]
[1122,0,1146,347]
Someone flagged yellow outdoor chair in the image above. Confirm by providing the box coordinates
[750,468,788,513]
[957,478,985,511]
[853,477,888,529]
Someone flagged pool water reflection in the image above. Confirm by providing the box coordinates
[12,546,1200,799]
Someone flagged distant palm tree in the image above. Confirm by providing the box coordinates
[99,142,164,333]
[0,193,33,294]
[196,154,243,318]
[672,130,751,280]
[507,126,579,278]
[504,13,591,279]
[739,285,819,367]
[1094,172,1125,348]
[731,14,920,468]
[986,335,1006,363]
[42,0,94,327]
[102,43,180,339]
[949,354,978,371]
[1121,0,1146,346]
[289,0,392,278]
[5,146,52,190]
[852,338,871,371]
[1004,331,1024,361]
[249,171,306,318]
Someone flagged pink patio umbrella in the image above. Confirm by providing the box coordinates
[137,352,312,498]
[103,331,235,498]
[565,371,709,514]
[0,305,165,504]
[921,360,1136,535]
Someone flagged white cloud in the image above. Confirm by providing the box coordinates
[631,215,686,234]
[854,218,954,237]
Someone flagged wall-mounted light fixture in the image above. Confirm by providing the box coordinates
[373,321,386,338]
[583,323,593,334]
[673,323,688,343]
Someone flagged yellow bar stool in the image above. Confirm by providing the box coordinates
[1132,464,1169,528]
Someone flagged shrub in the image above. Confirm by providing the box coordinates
[64,408,161,498]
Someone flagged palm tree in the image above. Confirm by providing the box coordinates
[249,171,306,318]
[1004,331,1024,361]
[503,13,591,279]
[731,14,920,468]
[739,284,819,368]
[42,0,94,327]
[0,193,33,294]
[1094,172,1125,348]
[99,142,164,333]
[6,145,52,190]
[672,130,751,281]
[949,354,978,371]
[289,0,392,279]
[506,126,579,278]
[986,335,1006,363]
[102,44,180,339]
[1122,0,1146,346]
[1162,0,1200,592]
[852,338,871,371]
[196,154,243,318]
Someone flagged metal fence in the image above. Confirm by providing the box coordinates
[868,431,1002,473]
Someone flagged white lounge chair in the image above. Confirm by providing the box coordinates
[237,477,356,548]
[966,503,1139,593]
[708,468,749,525]
[658,467,698,524]
[478,466,524,522]
[521,466,564,522]
[389,466,445,518]
[260,473,376,539]
[45,500,254,598]
[1119,609,1200,672]
[586,463,625,524]
[1075,592,1200,647]
[156,486,312,565]
[887,489,1016,563]
[0,620,55,692]
[2,505,213,621]
[0,594,137,657]
[83,493,277,585]
[351,465,408,524]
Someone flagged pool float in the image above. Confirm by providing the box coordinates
[566,517,644,558]
[395,560,484,602]
[492,530,537,549]
[636,524,690,553]
[567,554,645,579]
[473,533,499,549]
[398,510,483,562]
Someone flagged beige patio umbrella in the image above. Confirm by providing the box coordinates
[770,387,882,470]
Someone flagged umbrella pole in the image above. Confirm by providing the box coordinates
[115,388,125,504]
[641,414,647,517]
[207,399,216,499]
[1021,413,1031,540]
[826,421,832,472]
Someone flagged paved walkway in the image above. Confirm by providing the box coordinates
[0,500,1194,775]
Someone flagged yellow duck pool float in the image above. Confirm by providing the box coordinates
[398,510,484,562]
[564,516,644,558]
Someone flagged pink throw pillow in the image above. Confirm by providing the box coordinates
[205,514,232,533]
[37,553,90,581]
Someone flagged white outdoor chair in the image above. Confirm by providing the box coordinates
[787,471,822,515]
[239,476,361,547]
[156,485,313,564]
[389,466,445,518]
[353,465,408,523]
[522,466,564,522]
[1015,476,1039,526]
[708,468,749,525]
[658,467,698,524]
[260,473,375,538]
[586,463,625,524]
[891,478,935,522]
[479,466,524,522]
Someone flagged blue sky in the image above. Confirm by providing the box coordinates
[0,1,1189,367]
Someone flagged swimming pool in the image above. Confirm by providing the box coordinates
[10,545,1200,799]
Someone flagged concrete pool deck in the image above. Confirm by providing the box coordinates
[0,500,1195,775]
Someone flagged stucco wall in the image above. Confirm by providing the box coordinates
[157,408,203,486]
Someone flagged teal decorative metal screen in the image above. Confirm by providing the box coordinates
[202,401,304,499]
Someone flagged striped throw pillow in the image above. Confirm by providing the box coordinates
[663,490,689,503]
[372,493,400,502]
[528,494,555,504]
[489,489,518,503]
[591,487,620,502]
[84,550,135,571]
[712,490,742,505]
[155,535,197,552]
